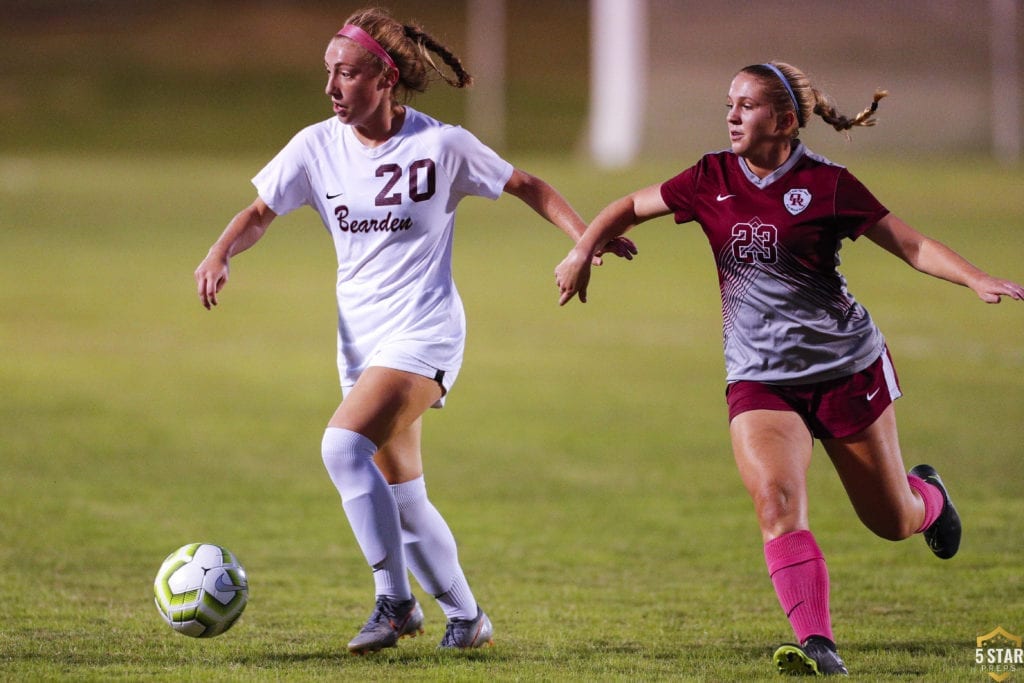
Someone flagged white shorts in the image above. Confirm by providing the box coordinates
[340,342,460,409]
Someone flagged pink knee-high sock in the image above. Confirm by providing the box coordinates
[764,530,833,644]
[907,474,943,533]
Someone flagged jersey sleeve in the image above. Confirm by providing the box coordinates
[659,163,701,224]
[251,129,315,216]
[834,168,889,240]
[436,126,514,201]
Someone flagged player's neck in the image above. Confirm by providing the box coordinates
[743,141,793,179]
[353,104,406,148]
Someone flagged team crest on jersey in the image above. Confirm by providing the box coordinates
[784,188,811,216]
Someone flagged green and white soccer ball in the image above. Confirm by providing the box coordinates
[153,542,248,638]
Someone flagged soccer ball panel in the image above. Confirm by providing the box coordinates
[153,542,248,638]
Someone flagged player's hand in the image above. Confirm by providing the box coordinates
[592,236,638,266]
[555,247,593,305]
[194,255,230,310]
[970,274,1024,304]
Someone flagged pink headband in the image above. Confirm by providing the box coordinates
[336,24,397,72]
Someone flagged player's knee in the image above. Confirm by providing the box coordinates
[321,427,378,492]
[752,483,803,532]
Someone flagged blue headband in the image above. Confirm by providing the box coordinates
[761,63,800,122]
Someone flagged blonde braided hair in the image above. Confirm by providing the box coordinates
[337,7,472,103]
[744,62,888,138]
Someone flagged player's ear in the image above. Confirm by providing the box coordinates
[777,109,799,136]
[380,66,399,89]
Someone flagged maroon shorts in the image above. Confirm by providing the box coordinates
[726,349,902,439]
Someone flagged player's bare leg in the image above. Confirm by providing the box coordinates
[823,404,960,557]
[732,410,847,675]
[730,409,813,542]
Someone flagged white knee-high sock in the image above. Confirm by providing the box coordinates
[321,427,410,600]
[391,476,478,620]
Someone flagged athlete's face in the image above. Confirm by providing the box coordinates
[323,38,395,127]
[725,72,791,162]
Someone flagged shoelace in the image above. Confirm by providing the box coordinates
[440,618,476,646]
[359,598,408,631]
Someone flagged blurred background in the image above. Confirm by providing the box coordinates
[1,4,1021,677]
[2,0,1020,165]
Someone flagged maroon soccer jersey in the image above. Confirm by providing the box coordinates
[660,143,890,384]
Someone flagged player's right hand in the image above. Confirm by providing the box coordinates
[596,235,638,263]
[194,256,229,310]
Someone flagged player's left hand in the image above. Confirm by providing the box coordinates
[971,274,1024,303]
[592,236,638,266]
[555,247,594,305]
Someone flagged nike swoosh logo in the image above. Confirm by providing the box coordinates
[866,388,880,401]
[716,193,735,202]
[213,573,246,593]
[326,192,343,199]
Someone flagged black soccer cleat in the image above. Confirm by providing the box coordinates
[909,464,961,559]
[773,636,849,676]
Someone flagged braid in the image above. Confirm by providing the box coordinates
[339,7,473,103]
[403,24,473,89]
[743,62,889,139]
[813,88,889,132]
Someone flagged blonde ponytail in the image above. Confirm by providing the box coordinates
[743,62,887,138]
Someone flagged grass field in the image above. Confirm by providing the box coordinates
[1,152,1022,681]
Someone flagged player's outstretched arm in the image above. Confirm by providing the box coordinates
[194,197,277,310]
[865,214,1024,304]
[502,169,638,265]
[555,184,669,306]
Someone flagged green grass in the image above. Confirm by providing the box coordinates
[1,153,1022,681]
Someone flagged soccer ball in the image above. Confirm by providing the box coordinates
[153,542,248,638]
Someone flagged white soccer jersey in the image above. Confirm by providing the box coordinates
[253,107,514,388]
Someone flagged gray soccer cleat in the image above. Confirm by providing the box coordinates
[438,607,494,649]
[347,595,424,655]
